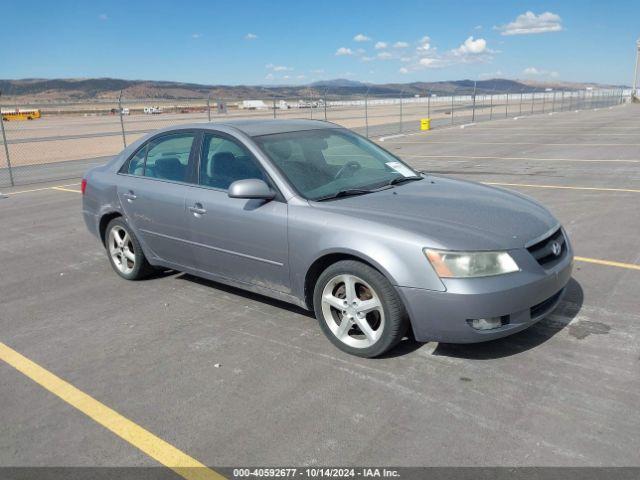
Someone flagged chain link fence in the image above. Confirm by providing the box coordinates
[0,87,630,188]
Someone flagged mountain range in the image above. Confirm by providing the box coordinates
[0,77,627,102]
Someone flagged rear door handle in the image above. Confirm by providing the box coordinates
[189,203,207,216]
[123,191,137,202]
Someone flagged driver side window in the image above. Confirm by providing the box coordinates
[199,134,266,190]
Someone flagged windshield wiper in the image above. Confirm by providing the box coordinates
[314,185,393,201]
[314,188,378,202]
[387,175,423,186]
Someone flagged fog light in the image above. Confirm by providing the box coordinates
[467,316,504,330]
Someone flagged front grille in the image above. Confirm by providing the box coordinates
[527,228,566,266]
[530,288,564,319]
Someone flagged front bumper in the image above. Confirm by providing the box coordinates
[398,247,573,343]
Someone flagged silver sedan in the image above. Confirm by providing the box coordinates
[82,120,573,357]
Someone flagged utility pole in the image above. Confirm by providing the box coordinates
[633,38,640,101]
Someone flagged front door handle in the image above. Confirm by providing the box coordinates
[189,203,207,216]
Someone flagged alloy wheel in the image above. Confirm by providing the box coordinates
[320,274,385,348]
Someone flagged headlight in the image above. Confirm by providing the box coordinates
[424,249,519,278]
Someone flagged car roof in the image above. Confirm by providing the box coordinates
[162,119,341,137]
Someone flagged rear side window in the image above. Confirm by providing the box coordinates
[144,133,195,182]
[199,134,266,190]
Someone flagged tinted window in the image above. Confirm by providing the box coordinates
[144,133,195,182]
[199,134,266,190]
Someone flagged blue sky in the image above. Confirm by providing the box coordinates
[3,0,638,85]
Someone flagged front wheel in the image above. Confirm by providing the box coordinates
[313,260,408,358]
[104,218,154,280]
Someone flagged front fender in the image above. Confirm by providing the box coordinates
[288,205,446,301]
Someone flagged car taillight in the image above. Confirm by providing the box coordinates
[81,178,87,194]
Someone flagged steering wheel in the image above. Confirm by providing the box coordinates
[334,160,362,180]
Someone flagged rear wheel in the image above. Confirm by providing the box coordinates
[105,218,153,280]
[313,260,408,358]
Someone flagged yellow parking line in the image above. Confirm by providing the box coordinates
[483,182,640,194]
[405,154,639,163]
[575,256,640,271]
[0,342,225,480]
[3,183,80,195]
[52,186,81,193]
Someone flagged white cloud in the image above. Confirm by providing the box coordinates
[282,75,290,80]
[479,70,504,79]
[419,57,438,67]
[99,13,108,20]
[377,52,392,60]
[353,33,371,42]
[399,67,409,74]
[191,33,202,39]
[523,67,560,78]
[361,56,375,62]
[265,73,275,80]
[417,36,431,52]
[266,63,293,71]
[496,11,563,36]
[311,68,325,74]
[400,34,494,73]
[374,41,388,50]
[296,74,306,80]
[474,25,483,30]
[245,33,258,40]
[453,36,487,55]
[335,47,354,56]
[393,41,409,48]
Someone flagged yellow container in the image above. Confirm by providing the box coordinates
[420,118,431,131]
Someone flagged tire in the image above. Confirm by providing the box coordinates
[313,260,408,358]
[104,217,154,280]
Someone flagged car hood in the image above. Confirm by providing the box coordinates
[309,176,559,250]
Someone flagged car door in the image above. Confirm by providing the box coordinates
[117,131,199,268]
[185,131,290,293]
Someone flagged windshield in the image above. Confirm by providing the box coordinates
[253,128,421,201]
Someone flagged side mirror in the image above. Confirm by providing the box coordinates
[228,179,276,200]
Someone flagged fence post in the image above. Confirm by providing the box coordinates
[0,93,15,186]
[489,93,493,120]
[272,96,276,119]
[451,93,454,125]
[471,81,477,123]
[519,91,523,115]
[552,91,556,112]
[364,88,370,138]
[207,94,211,122]
[118,90,127,148]
[427,92,431,118]
[505,92,509,118]
[309,90,313,119]
[531,92,535,114]
[399,90,404,133]
[572,91,576,110]
[323,89,328,121]
[542,92,546,113]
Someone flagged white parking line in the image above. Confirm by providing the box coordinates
[386,141,640,146]
[3,183,81,195]
[403,154,640,163]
